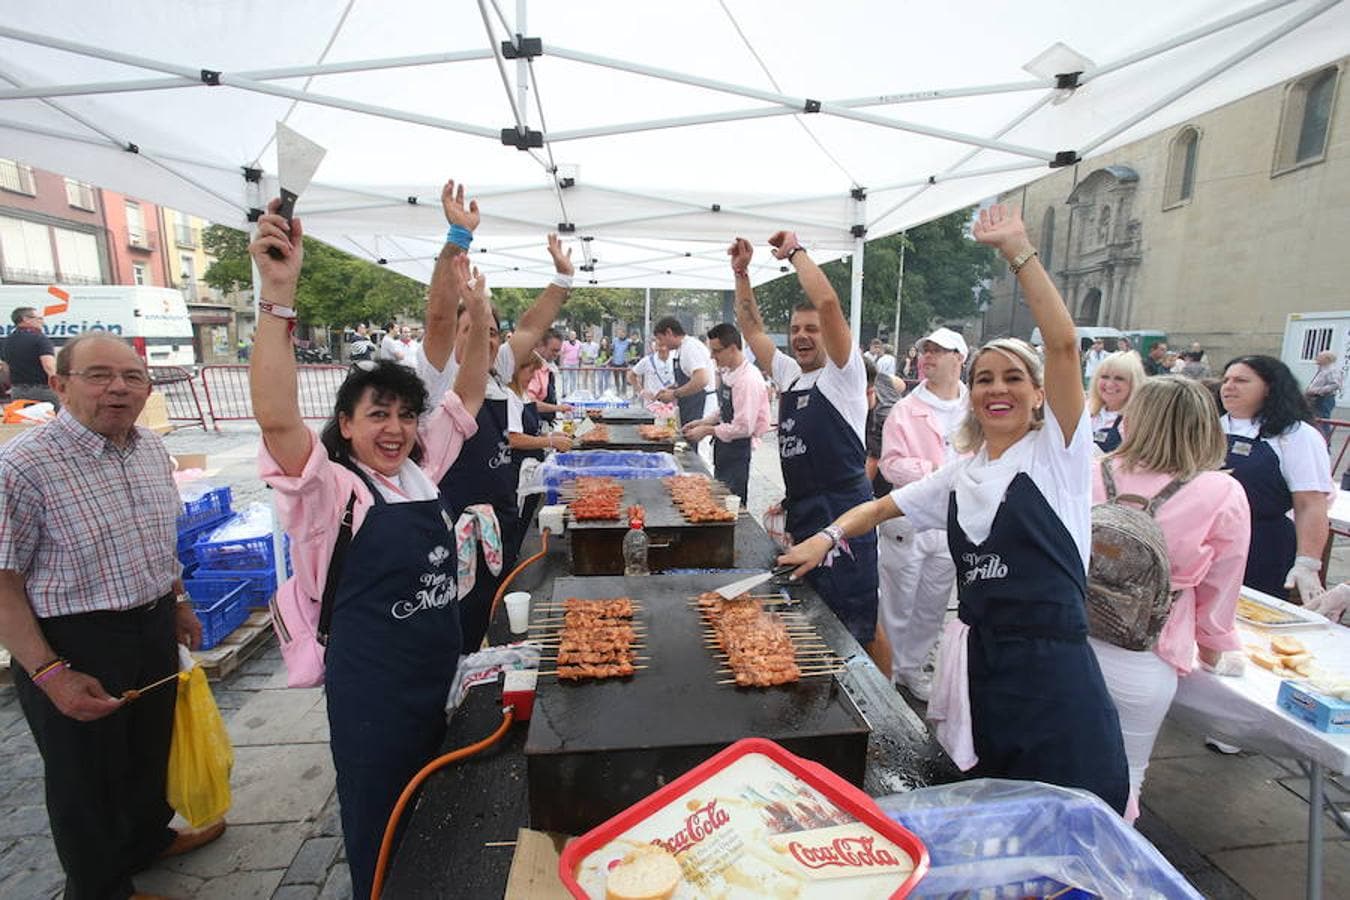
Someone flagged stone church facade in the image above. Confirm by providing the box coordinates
[980,56,1348,365]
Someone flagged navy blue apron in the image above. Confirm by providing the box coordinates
[671,347,711,428]
[778,374,879,643]
[541,368,558,424]
[511,398,545,557]
[324,465,463,899]
[713,374,753,501]
[438,387,520,649]
[947,472,1129,814]
[1092,413,1123,453]
[1225,433,1296,597]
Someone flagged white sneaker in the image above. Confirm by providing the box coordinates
[895,670,933,702]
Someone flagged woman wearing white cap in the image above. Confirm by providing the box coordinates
[876,327,968,697]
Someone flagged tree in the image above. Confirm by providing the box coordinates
[749,207,996,338]
[202,224,427,326]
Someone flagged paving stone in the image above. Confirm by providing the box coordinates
[272,884,321,900]
[155,822,307,879]
[0,730,38,755]
[228,744,334,825]
[0,779,45,809]
[194,868,285,900]
[227,688,328,747]
[0,834,55,871]
[312,792,342,838]
[281,836,341,885]
[316,862,353,900]
[1210,839,1350,899]
[0,861,65,899]
[0,752,44,780]
[0,804,51,839]
[1151,716,1213,760]
[132,866,206,897]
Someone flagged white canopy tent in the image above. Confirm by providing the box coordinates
[1,0,1346,335]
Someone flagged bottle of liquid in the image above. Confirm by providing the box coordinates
[622,518,649,575]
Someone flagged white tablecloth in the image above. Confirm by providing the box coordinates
[1170,590,1350,774]
[1329,489,1350,532]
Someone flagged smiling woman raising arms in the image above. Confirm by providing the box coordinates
[779,204,1129,814]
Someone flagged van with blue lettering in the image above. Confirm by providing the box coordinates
[0,284,196,366]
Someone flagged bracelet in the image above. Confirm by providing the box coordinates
[551,272,574,290]
[446,224,473,250]
[786,246,804,262]
[732,267,749,278]
[32,658,70,686]
[821,524,844,549]
[1009,247,1039,275]
[259,298,297,320]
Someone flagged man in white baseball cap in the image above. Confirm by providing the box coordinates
[874,326,969,698]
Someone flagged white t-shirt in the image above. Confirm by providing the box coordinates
[1220,415,1334,494]
[1090,407,1123,433]
[674,337,719,417]
[633,353,675,393]
[378,334,406,362]
[770,347,869,446]
[579,340,599,363]
[891,403,1094,573]
[506,387,531,434]
[418,343,515,409]
[875,353,897,377]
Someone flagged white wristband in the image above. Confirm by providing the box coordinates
[259,299,297,320]
[551,273,574,290]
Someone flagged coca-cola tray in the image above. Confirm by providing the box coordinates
[559,737,929,899]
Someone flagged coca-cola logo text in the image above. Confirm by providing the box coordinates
[650,801,730,855]
[788,836,901,870]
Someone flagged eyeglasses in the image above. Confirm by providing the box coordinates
[66,368,150,387]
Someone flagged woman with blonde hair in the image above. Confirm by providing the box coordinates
[1088,375,1251,822]
[779,205,1128,813]
[1087,350,1146,453]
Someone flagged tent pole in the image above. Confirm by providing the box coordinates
[644,288,652,347]
[516,0,529,127]
[892,233,906,346]
[849,241,865,344]
[1080,0,1338,155]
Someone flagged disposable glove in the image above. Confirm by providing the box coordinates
[1200,650,1246,678]
[1306,582,1350,622]
[1283,555,1326,605]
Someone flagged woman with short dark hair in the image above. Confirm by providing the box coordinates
[1219,355,1333,602]
[248,181,492,899]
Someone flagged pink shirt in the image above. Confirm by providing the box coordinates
[258,390,477,603]
[879,388,966,488]
[712,358,771,447]
[526,365,552,403]
[1090,464,1251,673]
[559,340,581,366]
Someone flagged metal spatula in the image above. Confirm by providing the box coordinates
[711,564,796,600]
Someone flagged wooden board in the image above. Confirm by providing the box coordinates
[193,609,274,681]
[504,829,573,900]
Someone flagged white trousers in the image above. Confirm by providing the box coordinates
[877,519,956,678]
[1089,637,1179,822]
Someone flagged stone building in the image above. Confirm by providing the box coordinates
[980,57,1348,365]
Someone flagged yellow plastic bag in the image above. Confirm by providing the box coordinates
[166,662,234,827]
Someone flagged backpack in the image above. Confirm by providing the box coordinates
[1086,459,1190,651]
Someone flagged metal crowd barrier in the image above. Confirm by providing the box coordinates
[557,365,636,400]
[147,366,209,431]
[199,364,347,427]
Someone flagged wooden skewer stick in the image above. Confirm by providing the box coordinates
[121,670,182,702]
[538,665,649,677]
[540,656,651,662]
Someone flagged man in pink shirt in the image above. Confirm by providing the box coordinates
[682,323,770,503]
[877,327,969,696]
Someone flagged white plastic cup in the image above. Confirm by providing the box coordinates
[724,495,741,515]
[504,592,531,633]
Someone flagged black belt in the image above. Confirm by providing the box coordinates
[128,590,177,615]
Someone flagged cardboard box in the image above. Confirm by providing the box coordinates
[1277,680,1350,733]
[172,453,209,471]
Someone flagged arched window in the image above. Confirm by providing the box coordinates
[1040,207,1055,271]
[1275,65,1340,174]
[1079,288,1102,326]
[1164,126,1200,208]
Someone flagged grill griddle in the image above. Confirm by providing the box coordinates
[576,422,675,452]
[598,406,656,425]
[525,573,871,834]
[567,478,735,573]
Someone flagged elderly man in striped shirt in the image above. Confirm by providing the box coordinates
[0,333,222,900]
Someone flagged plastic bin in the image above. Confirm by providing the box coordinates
[193,582,250,650]
[539,451,681,503]
[876,779,1201,899]
[176,514,232,566]
[193,524,290,573]
[178,485,232,531]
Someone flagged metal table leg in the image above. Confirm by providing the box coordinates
[1307,760,1324,900]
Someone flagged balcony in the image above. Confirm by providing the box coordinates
[127,227,157,251]
[0,265,58,284]
[175,224,199,248]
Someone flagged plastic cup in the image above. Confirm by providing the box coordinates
[504,592,531,633]
[724,495,741,515]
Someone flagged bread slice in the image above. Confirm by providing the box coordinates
[606,845,682,900]
[1247,648,1280,671]
[1271,635,1307,656]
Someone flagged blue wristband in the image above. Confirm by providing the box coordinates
[446,224,473,250]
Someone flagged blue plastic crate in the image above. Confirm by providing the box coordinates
[193,582,249,650]
[178,485,232,531]
[539,451,681,503]
[176,514,232,566]
[185,558,289,610]
[192,524,291,572]
[879,781,1200,899]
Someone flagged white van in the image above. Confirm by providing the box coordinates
[0,284,196,366]
[1281,311,1350,406]
[1029,325,1129,353]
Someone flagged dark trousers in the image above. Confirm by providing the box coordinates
[13,596,179,900]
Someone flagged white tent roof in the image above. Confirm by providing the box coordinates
[1,0,1346,298]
